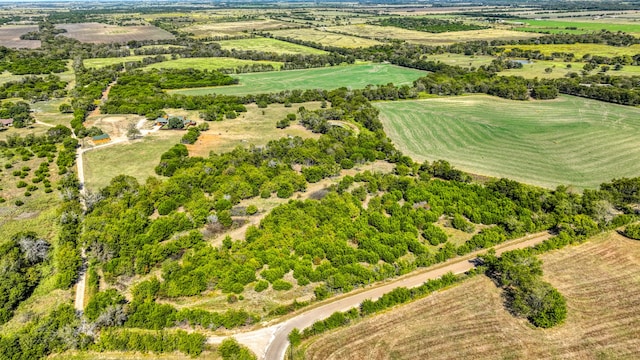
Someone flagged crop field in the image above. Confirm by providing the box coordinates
[56,23,174,44]
[144,57,283,71]
[186,102,322,157]
[83,55,168,69]
[377,94,640,189]
[82,131,184,190]
[217,37,327,55]
[502,43,640,58]
[169,63,427,96]
[301,232,640,360]
[270,28,382,48]
[328,24,536,45]
[512,19,640,35]
[0,25,40,49]
[183,19,293,38]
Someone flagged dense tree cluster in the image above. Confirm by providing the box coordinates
[0,55,67,75]
[0,101,33,128]
[0,75,67,102]
[374,17,487,33]
[0,232,50,324]
[482,249,567,328]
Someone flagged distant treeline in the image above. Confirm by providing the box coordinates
[374,17,487,33]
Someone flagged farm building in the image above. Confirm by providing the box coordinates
[155,117,169,126]
[92,133,111,145]
[0,118,14,127]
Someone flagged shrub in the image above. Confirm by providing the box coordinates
[246,205,258,215]
[254,280,269,292]
[16,180,27,188]
[157,198,178,215]
[623,223,640,240]
[423,223,448,245]
[272,279,293,291]
[451,214,475,233]
[218,338,256,360]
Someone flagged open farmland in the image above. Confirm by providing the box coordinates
[377,95,640,189]
[270,28,382,48]
[0,25,40,49]
[183,19,292,38]
[511,18,640,35]
[169,63,427,96]
[56,23,174,43]
[83,55,168,69]
[82,132,183,190]
[217,37,327,55]
[301,232,640,360]
[186,102,322,157]
[502,43,640,58]
[144,57,283,71]
[328,24,536,45]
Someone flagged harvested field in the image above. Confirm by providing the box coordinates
[0,25,40,49]
[144,57,282,71]
[302,232,640,360]
[270,28,382,48]
[377,94,640,189]
[217,37,327,55]
[56,23,174,44]
[186,102,322,157]
[170,64,427,96]
[328,24,536,45]
[184,19,292,38]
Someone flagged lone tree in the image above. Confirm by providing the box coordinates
[126,122,141,140]
[167,117,184,129]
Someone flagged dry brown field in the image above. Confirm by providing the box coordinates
[329,24,537,45]
[270,28,382,48]
[301,232,640,359]
[183,19,293,38]
[0,25,40,48]
[56,23,174,43]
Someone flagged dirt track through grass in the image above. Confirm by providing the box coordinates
[377,94,640,189]
[302,232,640,360]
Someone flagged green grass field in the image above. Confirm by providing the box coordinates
[377,95,640,189]
[82,132,183,190]
[144,57,283,71]
[502,43,640,58]
[84,55,168,68]
[511,19,640,35]
[169,64,427,96]
[217,37,327,55]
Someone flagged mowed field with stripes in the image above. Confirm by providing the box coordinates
[377,95,640,189]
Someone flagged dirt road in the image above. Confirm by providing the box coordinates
[207,231,552,359]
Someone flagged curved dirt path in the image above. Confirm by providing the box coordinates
[208,231,552,359]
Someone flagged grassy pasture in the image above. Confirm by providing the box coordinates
[144,57,283,71]
[377,94,640,189]
[301,232,640,360]
[186,102,322,157]
[84,55,168,69]
[82,131,183,190]
[217,37,327,55]
[56,23,174,44]
[328,24,536,45]
[270,28,382,48]
[169,64,427,96]
[184,19,292,37]
[425,53,640,78]
[502,43,640,58]
[0,25,40,49]
[512,18,640,35]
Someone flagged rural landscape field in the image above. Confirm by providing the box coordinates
[1,1,640,360]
